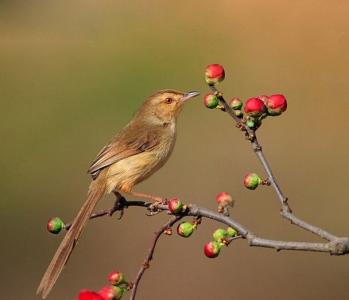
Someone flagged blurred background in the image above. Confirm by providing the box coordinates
[1,0,348,299]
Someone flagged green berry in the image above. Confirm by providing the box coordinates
[177,222,194,238]
[246,119,255,128]
[234,110,243,117]
[47,217,65,234]
[244,173,262,190]
[226,227,237,237]
[203,93,219,109]
[213,228,228,242]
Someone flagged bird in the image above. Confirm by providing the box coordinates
[37,89,200,298]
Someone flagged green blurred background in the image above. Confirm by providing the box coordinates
[1,1,348,299]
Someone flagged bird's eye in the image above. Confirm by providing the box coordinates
[165,97,173,104]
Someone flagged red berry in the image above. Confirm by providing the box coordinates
[244,97,267,117]
[205,64,225,85]
[167,197,183,214]
[204,241,221,258]
[98,286,124,300]
[108,271,126,286]
[203,93,219,109]
[266,94,287,116]
[77,290,104,300]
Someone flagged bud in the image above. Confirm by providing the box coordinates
[213,228,228,243]
[244,97,267,117]
[167,197,183,214]
[205,64,225,85]
[243,173,262,190]
[47,217,65,234]
[246,119,255,129]
[108,271,126,286]
[215,192,233,206]
[266,94,287,116]
[203,93,219,109]
[98,286,124,300]
[229,98,243,110]
[226,227,237,237]
[177,222,195,238]
[216,192,234,214]
[204,241,221,258]
[234,110,243,118]
[77,290,104,300]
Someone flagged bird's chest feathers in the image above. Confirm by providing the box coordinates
[156,121,176,158]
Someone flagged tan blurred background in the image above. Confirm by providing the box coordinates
[1,0,349,299]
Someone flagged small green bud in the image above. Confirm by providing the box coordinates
[213,228,228,242]
[177,222,195,238]
[244,173,262,190]
[47,217,65,234]
[226,227,237,237]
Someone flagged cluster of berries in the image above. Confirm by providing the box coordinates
[204,227,238,258]
[167,197,239,258]
[77,271,129,300]
[204,64,287,129]
[166,197,198,238]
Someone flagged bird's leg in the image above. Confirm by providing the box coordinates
[111,191,126,219]
[126,191,166,215]
[127,191,163,203]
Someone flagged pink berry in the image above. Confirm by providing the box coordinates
[167,197,183,214]
[205,64,225,85]
[108,271,126,286]
[98,286,124,300]
[77,290,104,300]
[204,241,221,258]
[215,192,233,206]
[229,98,243,110]
[244,97,267,117]
[266,94,287,116]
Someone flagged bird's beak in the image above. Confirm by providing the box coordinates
[181,91,200,102]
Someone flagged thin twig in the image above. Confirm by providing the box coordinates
[129,215,183,300]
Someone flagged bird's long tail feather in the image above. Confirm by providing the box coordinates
[37,182,105,299]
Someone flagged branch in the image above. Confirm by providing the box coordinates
[129,215,183,300]
[64,200,349,256]
[208,84,338,242]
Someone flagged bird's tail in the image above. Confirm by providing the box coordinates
[37,181,106,299]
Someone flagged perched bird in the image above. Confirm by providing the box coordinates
[37,89,199,298]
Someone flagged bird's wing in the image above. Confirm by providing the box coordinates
[87,126,160,179]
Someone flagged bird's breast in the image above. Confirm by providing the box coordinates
[105,125,177,193]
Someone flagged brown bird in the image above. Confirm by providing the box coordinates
[37,89,199,298]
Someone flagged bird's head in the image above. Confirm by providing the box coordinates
[137,89,200,125]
